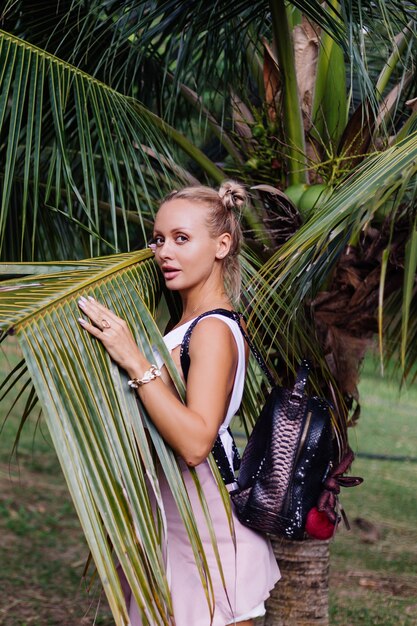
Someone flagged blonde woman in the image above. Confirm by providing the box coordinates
[78,181,280,625]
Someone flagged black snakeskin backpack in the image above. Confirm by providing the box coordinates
[229,359,333,539]
[180,308,334,540]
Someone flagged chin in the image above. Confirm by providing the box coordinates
[164,278,182,290]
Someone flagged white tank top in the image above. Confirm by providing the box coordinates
[153,313,246,469]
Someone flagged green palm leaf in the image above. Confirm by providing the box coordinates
[0,250,235,624]
[400,221,417,370]
[0,29,226,261]
[250,131,417,382]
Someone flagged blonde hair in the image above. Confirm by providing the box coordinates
[161,180,246,304]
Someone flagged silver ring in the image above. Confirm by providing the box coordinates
[101,318,111,329]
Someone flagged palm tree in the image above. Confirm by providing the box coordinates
[1,1,417,624]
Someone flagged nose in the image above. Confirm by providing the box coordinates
[156,238,174,260]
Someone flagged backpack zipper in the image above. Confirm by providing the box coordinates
[282,408,312,514]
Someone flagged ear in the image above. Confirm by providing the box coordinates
[215,232,232,259]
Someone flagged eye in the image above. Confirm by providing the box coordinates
[153,236,164,247]
[176,234,188,244]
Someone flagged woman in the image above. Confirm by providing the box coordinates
[77,181,280,625]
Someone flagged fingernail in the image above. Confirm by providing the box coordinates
[88,296,96,302]
[79,296,87,303]
[78,299,86,308]
[78,318,86,325]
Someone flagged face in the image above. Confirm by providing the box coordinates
[152,198,230,293]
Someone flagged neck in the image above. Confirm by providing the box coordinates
[179,285,231,322]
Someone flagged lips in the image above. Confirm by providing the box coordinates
[162,266,181,281]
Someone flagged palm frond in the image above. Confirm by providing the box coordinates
[0,250,234,624]
[251,131,417,380]
[0,29,190,261]
[377,286,417,383]
[400,220,417,369]
[239,249,351,457]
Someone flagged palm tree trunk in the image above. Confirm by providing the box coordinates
[262,538,330,626]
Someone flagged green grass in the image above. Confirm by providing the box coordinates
[329,356,417,626]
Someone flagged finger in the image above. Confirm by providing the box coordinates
[79,297,123,325]
[87,296,119,318]
[77,317,103,338]
[77,298,113,327]
[77,299,102,327]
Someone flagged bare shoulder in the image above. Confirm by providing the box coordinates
[188,314,248,362]
[190,316,237,363]
[187,317,239,386]
[189,315,237,350]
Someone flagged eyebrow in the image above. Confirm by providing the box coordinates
[153,227,191,235]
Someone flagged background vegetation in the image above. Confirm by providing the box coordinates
[330,357,417,626]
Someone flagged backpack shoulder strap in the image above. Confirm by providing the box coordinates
[180,308,276,386]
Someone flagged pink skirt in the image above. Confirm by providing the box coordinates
[125,460,280,625]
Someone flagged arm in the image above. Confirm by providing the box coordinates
[78,297,238,466]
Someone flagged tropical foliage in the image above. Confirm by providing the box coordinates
[1,251,241,625]
[1,0,417,623]
[1,1,416,384]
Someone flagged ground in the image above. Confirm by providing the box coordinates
[0,461,113,626]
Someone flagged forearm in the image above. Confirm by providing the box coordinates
[126,361,219,466]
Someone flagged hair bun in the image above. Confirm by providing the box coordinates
[218,180,246,211]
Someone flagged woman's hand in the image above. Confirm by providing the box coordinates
[77,296,146,376]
